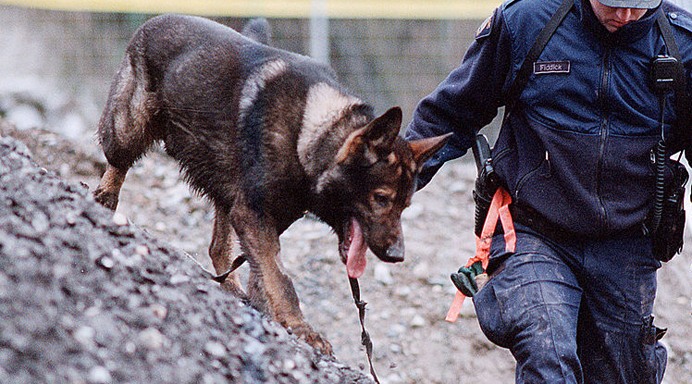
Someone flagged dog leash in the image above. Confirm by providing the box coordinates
[213,256,381,383]
[211,254,248,283]
[446,188,515,323]
[348,277,381,384]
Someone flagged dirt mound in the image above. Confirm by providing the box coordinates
[2,121,691,384]
[0,134,374,384]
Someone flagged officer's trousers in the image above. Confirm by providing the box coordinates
[473,223,667,384]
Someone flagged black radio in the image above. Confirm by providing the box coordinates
[645,55,688,262]
[651,55,680,94]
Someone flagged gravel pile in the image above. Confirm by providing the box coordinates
[3,121,692,384]
[0,135,375,384]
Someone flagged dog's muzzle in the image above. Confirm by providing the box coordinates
[377,238,404,263]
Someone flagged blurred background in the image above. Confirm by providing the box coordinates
[0,0,503,143]
[2,0,690,142]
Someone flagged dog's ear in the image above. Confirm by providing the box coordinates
[409,132,453,168]
[362,106,402,151]
[336,107,402,166]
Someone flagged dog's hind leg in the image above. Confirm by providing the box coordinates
[231,198,333,354]
[209,204,246,297]
[94,50,160,211]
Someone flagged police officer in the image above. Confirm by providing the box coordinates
[406,0,692,382]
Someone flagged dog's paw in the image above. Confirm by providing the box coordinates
[93,188,119,211]
[289,323,333,355]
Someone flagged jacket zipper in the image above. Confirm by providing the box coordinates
[596,49,611,231]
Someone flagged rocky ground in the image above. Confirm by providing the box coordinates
[0,131,375,384]
[2,121,692,383]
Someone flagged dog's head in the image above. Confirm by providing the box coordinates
[318,107,450,278]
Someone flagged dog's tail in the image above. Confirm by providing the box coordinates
[242,18,272,46]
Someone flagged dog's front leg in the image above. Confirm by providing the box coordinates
[230,200,333,355]
[94,165,128,211]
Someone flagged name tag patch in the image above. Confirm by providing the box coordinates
[533,61,571,75]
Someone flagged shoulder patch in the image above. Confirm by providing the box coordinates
[475,12,495,40]
[668,10,692,34]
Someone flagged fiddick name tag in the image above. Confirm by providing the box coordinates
[533,61,571,75]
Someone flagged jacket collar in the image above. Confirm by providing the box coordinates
[576,0,660,44]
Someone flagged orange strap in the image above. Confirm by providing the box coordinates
[445,188,516,323]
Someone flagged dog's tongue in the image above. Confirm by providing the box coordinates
[346,218,368,279]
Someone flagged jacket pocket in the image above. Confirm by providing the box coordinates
[515,153,552,197]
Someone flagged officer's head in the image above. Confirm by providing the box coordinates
[590,0,660,32]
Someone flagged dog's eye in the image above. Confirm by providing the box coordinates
[372,191,392,209]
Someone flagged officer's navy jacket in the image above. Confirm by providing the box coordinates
[406,0,692,237]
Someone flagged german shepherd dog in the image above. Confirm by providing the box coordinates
[93,14,449,354]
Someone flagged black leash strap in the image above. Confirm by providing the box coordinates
[656,11,691,149]
[503,0,574,118]
[348,277,380,384]
[215,261,381,384]
[657,11,682,60]
[212,254,247,283]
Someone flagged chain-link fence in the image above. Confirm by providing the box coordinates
[4,1,690,139]
[0,5,488,138]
